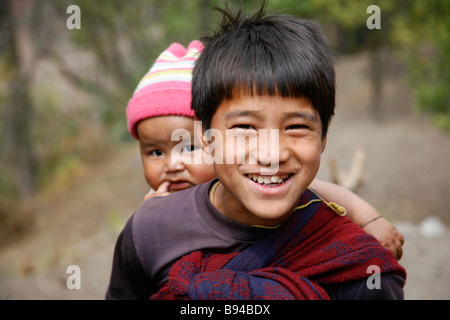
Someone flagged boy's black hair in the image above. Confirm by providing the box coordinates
[191,1,336,138]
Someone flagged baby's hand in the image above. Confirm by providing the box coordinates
[363,217,404,260]
[144,181,171,200]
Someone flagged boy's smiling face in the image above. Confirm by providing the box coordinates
[206,94,326,227]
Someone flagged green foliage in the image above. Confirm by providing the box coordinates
[269,0,450,132]
[391,0,450,132]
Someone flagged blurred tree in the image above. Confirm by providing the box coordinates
[391,0,450,132]
[32,0,218,137]
[269,0,399,120]
[0,0,37,197]
[269,0,449,127]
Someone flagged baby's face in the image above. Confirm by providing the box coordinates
[137,116,215,192]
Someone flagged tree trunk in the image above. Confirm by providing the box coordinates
[1,0,37,197]
[368,31,384,121]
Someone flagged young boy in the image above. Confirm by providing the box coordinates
[126,40,403,257]
[107,10,406,298]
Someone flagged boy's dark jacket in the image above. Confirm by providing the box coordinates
[150,189,406,300]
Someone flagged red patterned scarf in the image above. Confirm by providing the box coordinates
[151,189,406,300]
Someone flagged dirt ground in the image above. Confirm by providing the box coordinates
[1,53,449,300]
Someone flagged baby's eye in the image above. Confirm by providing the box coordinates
[181,145,198,153]
[150,149,163,157]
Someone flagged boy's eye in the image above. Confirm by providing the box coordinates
[150,149,163,157]
[286,124,309,130]
[233,124,256,130]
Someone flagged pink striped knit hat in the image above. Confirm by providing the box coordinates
[126,40,204,139]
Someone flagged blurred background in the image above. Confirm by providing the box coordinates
[0,0,449,299]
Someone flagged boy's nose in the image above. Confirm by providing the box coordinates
[277,142,291,163]
[257,144,290,175]
[255,129,290,164]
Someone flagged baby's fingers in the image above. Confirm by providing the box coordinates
[156,181,171,193]
[385,232,404,260]
[393,235,404,260]
[144,182,172,200]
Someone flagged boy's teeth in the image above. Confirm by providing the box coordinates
[248,174,289,185]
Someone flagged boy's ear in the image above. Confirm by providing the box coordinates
[321,135,327,154]
[194,116,209,152]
